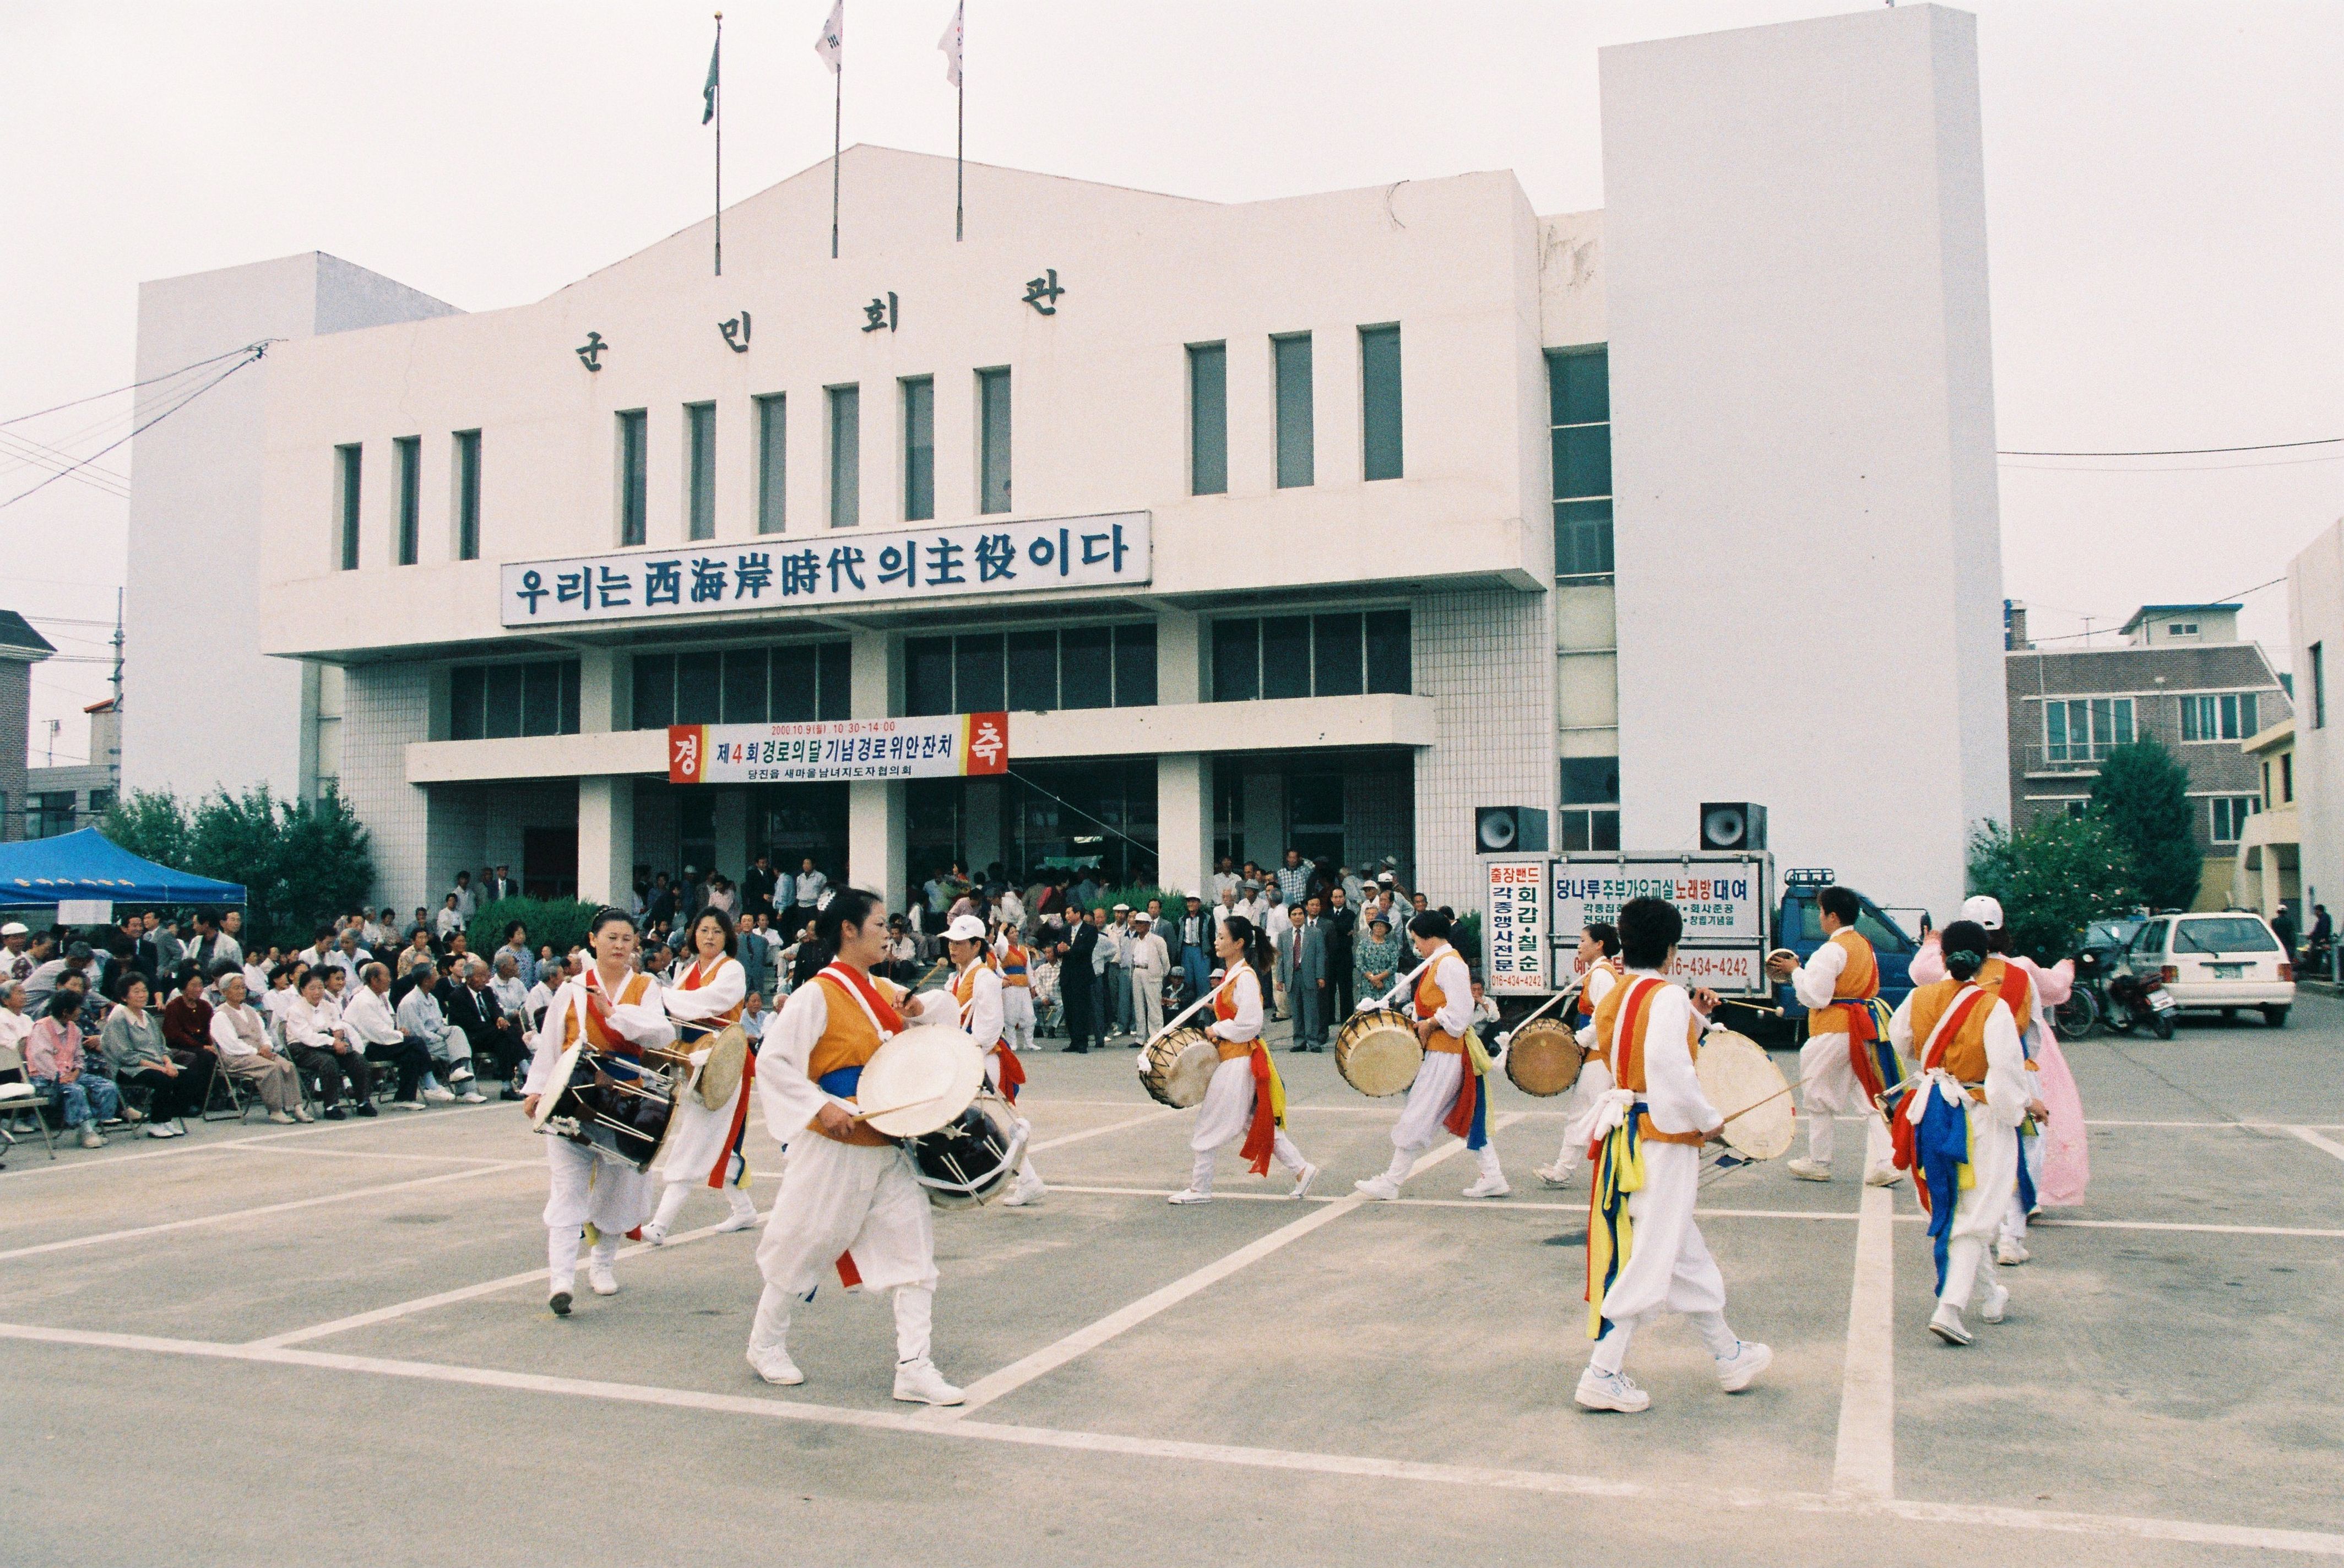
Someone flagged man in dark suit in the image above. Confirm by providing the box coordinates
[1322,885,1359,1025]
[444,956,523,1097]
[744,854,780,921]
[1062,908,1100,1053]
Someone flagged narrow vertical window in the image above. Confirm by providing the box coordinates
[1548,346,1613,578]
[394,436,420,566]
[828,386,860,529]
[902,377,935,522]
[1189,343,1227,495]
[1273,333,1314,489]
[617,410,648,546]
[453,430,481,560]
[685,402,717,541]
[335,443,362,570]
[1360,325,1403,480]
[2314,644,2327,729]
[978,367,1012,514]
[755,394,786,534]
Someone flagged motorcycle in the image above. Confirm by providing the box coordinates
[2099,962,2177,1040]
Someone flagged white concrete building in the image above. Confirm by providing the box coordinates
[2286,517,2344,925]
[128,4,2008,922]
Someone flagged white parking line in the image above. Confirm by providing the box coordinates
[2283,1125,2344,1165]
[249,1209,767,1348]
[2034,1217,2344,1239]
[0,1100,513,1180]
[1,1320,2338,1556]
[944,1118,1524,1419]
[0,1160,536,1263]
[1831,1182,1897,1500]
[1026,1108,1173,1153]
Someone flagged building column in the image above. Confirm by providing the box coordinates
[1157,608,1205,705]
[963,778,1002,875]
[1158,754,1212,900]
[2262,847,2281,919]
[712,789,750,881]
[847,628,908,907]
[1241,769,1285,871]
[577,648,628,733]
[578,775,634,906]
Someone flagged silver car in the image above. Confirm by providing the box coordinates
[2129,912,2295,1028]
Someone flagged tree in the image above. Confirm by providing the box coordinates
[1967,813,2137,963]
[98,784,375,950]
[102,789,190,868]
[2090,738,2201,911]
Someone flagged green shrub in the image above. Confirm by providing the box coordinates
[471,896,602,957]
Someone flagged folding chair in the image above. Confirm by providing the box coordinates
[0,1047,55,1161]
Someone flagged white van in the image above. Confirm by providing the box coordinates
[2129,913,2296,1027]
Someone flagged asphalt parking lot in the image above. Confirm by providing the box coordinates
[3,1000,2340,1566]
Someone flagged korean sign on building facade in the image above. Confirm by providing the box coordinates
[669,713,1008,785]
[1482,859,1551,994]
[502,512,1149,628]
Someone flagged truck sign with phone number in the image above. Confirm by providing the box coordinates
[1524,852,1774,999]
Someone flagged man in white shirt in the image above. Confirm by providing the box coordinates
[792,858,829,924]
[433,895,465,941]
[1210,857,1240,903]
[451,871,479,924]
[395,961,479,1102]
[490,952,531,1020]
[345,962,430,1108]
[1127,912,1170,1041]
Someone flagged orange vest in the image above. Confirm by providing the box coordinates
[1593,974,1706,1146]
[1000,943,1030,988]
[1804,929,1880,1034]
[1907,978,1993,1100]
[677,957,745,1028]
[561,971,655,1054]
[807,971,907,1147]
[1212,968,1258,1061]
[1414,947,1466,1054]
[1974,956,2034,1038]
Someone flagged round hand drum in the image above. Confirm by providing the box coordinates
[856,1023,986,1138]
[1334,1008,1423,1098]
[1697,1030,1795,1160]
[1502,1018,1582,1097]
[1138,1026,1219,1108]
[691,1023,751,1110]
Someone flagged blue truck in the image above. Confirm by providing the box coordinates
[1767,867,1923,1038]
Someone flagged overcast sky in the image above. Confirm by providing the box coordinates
[5,0,2341,767]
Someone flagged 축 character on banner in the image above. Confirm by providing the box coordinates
[670,714,1010,786]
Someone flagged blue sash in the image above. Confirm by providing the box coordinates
[1916,1090,1971,1294]
[816,1065,862,1099]
[1466,1070,1490,1151]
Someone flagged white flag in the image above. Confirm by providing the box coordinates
[938,2,963,88]
[815,0,843,73]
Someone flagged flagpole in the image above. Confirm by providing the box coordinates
[955,50,964,242]
[713,13,723,278]
[831,48,842,259]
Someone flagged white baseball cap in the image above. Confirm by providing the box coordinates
[0,922,25,937]
[945,914,987,942]
[1958,895,2004,931]
[1130,911,1152,925]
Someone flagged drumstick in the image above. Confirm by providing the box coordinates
[1496,988,1576,1047]
[1136,977,1230,1054]
[849,1089,952,1123]
[1716,1081,1796,1126]
[1360,957,1433,1014]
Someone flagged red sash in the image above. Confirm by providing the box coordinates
[1443,1055,1478,1141]
[1889,985,1990,1201]
[1842,1001,1885,1101]
[1241,1044,1277,1175]
[582,968,638,1056]
[992,1041,1026,1103]
[820,961,905,1035]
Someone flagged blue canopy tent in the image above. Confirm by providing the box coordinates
[0,829,246,908]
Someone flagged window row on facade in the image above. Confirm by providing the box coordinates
[2036,688,2271,768]
[335,432,480,570]
[1185,324,1403,498]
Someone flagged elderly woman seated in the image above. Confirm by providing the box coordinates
[30,990,123,1148]
[102,973,214,1136]
[213,972,309,1124]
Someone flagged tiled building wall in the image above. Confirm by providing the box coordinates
[0,663,30,842]
[339,664,431,913]
[1412,589,1558,908]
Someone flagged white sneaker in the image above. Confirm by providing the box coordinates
[892,1358,964,1406]
[1714,1339,1772,1392]
[1534,1162,1575,1189]
[1575,1367,1651,1413]
[458,1090,487,1104]
[641,1222,670,1248]
[1864,1167,1903,1188]
[79,1126,104,1149]
[1462,1173,1511,1199]
[1288,1163,1319,1200]
[390,1099,426,1111]
[422,1086,455,1103]
[1352,1175,1402,1202]
[292,1107,314,1123]
[1787,1158,1832,1182]
[1995,1239,2030,1266]
[748,1345,803,1386]
[1166,1188,1212,1205]
[448,1065,475,1084]
[587,1262,619,1296]
[122,1105,148,1125]
[143,1123,180,1139]
[1001,1171,1046,1207]
[715,1202,761,1233]
[1928,1303,1973,1346]
[267,1111,297,1125]
[549,1282,574,1317]
[1979,1283,2010,1324]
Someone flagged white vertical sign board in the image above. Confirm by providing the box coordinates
[1483,859,1551,994]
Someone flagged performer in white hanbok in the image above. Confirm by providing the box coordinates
[1578,897,1770,1413]
[1355,910,1507,1201]
[994,923,1037,1054]
[1769,884,1900,1187]
[1886,920,2043,1346]
[643,909,761,1245]
[1535,922,1623,1188]
[946,915,1045,1207]
[745,888,964,1406]
[520,908,675,1316]
[1167,918,1317,1205]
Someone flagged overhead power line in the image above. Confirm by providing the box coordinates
[0,341,271,429]
[0,349,266,514]
[1999,436,2344,458]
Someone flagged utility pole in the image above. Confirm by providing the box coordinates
[111,585,124,713]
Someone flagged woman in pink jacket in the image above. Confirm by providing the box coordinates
[26,991,122,1149]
